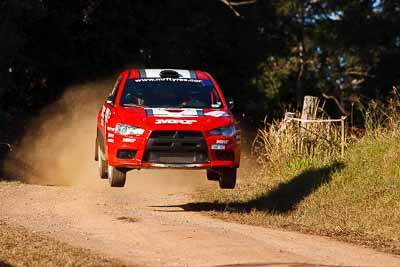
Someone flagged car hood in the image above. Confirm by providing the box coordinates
[115,107,234,131]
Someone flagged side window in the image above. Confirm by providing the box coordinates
[107,76,122,106]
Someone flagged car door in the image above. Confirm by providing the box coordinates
[99,76,122,153]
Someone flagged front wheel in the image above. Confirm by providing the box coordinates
[219,168,237,189]
[108,166,126,187]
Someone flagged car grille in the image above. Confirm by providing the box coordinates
[143,131,209,164]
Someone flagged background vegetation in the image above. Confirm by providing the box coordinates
[1,0,400,139]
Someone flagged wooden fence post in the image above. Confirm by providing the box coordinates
[284,112,295,121]
[300,96,319,131]
[341,116,346,158]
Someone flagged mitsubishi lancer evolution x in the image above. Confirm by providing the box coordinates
[95,69,241,189]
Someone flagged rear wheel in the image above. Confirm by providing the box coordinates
[206,168,220,181]
[219,168,237,189]
[108,166,126,187]
[98,144,108,179]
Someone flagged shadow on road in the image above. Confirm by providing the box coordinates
[151,162,345,214]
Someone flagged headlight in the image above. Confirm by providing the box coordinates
[115,123,145,136]
[208,125,237,136]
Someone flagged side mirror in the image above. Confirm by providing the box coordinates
[106,95,114,106]
[226,97,234,110]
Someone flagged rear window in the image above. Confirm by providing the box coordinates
[119,78,223,109]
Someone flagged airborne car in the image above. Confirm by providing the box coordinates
[95,69,240,189]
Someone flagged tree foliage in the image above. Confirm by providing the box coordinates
[0,0,399,131]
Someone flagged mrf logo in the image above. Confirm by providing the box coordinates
[155,119,197,125]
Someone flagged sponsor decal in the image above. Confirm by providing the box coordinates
[135,78,201,83]
[211,144,226,150]
[155,119,197,125]
[101,106,112,128]
[216,140,229,144]
[205,111,229,117]
[105,108,111,123]
[100,106,106,127]
[122,138,136,143]
[107,139,114,143]
[145,108,203,117]
[108,133,114,138]
[144,69,191,79]
[107,127,115,132]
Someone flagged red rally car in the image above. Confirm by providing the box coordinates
[95,69,241,189]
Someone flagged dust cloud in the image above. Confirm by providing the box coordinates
[5,79,110,186]
[5,79,210,192]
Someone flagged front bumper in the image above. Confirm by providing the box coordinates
[106,131,240,170]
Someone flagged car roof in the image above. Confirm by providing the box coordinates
[125,69,209,80]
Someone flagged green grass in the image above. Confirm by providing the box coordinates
[195,131,400,254]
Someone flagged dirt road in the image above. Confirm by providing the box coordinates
[1,82,400,266]
[1,170,400,267]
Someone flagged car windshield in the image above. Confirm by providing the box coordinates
[119,79,223,109]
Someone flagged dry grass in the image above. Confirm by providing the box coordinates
[360,86,400,132]
[0,220,131,267]
[252,118,343,175]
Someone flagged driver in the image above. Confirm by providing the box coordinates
[180,90,208,108]
[124,91,145,106]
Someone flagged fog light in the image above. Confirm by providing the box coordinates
[117,149,137,159]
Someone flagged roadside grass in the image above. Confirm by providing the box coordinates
[195,130,400,254]
[0,220,131,267]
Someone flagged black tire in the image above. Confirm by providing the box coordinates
[207,168,220,181]
[219,168,237,189]
[108,166,126,187]
[98,144,108,179]
[94,139,99,161]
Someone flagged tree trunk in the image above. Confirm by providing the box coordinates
[296,0,306,107]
